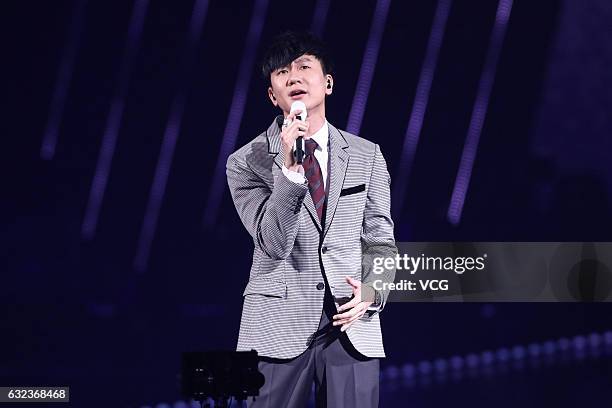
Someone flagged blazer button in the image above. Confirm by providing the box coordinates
[321,246,328,254]
[316,282,325,290]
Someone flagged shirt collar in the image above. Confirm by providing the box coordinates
[307,120,329,153]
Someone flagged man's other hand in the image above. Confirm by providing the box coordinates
[333,276,374,332]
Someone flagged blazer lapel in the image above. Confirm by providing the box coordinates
[303,188,323,232]
[323,124,349,238]
[268,116,322,232]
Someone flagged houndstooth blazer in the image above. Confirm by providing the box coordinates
[226,116,397,359]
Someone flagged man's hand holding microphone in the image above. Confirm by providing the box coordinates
[281,101,309,174]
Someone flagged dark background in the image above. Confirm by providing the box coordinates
[3,0,612,406]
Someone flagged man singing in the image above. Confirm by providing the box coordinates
[226,31,397,407]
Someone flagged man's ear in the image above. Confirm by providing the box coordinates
[268,86,278,106]
[325,74,333,95]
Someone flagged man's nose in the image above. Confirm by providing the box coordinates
[287,70,302,86]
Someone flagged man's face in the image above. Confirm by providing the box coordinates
[268,54,333,115]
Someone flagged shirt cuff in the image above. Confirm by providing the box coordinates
[367,303,382,312]
[282,165,307,184]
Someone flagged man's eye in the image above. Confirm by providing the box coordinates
[277,69,288,75]
[300,65,310,69]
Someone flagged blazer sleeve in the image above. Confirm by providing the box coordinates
[361,144,398,314]
[226,150,309,260]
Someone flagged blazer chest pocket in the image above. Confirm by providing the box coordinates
[340,184,365,197]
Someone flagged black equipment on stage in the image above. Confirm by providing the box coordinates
[181,350,265,408]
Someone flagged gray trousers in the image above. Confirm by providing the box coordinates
[244,291,380,408]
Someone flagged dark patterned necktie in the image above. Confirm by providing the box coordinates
[303,139,325,221]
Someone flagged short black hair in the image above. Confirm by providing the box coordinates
[261,31,334,81]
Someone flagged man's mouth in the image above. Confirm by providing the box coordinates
[289,89,307,97]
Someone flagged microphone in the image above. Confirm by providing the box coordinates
[290,101,307,164]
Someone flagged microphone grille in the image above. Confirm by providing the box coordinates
[290,101,307,120]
